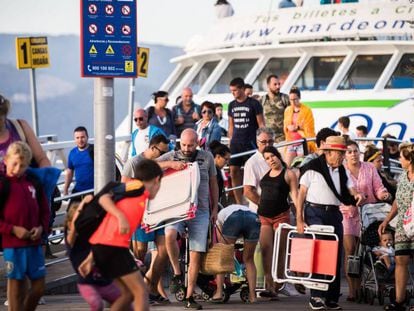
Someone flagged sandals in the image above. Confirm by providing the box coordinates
[384,302,407,311]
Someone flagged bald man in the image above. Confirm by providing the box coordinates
[157,129,218,310]
[130,108,167,157]
[172,87,201,138]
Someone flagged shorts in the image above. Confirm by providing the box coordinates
[131,225,165,243]
[229,141,256,167]
[92,244,138,279]
[3,245,46,280]
[259,210,290,230]
[222,210,261,242]
[166,208,210,252]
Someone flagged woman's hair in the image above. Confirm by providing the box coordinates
[346,140,359,149]
[289,86,301,99]
[152,90,168,103]
[262,145,287,168]
[64,201,80,230]
[209,140,230,157]
[201,101,215,112]
[6,141,32,166]
[363,144,382,162]
[399,142,414,166]
[0,94,10,116]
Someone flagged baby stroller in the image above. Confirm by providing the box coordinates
[355,203,413,306]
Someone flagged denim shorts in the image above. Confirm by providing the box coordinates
[131,225,165,243]
[166,208,210,252]
[4,245,46,280]
[222,210,261,242]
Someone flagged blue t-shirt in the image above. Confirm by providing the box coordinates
[68,147,94,192]
[228,97,263,143]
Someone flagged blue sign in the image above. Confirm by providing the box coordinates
[81,0,137,77]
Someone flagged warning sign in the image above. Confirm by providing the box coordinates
[89,45,98,54]
[16,36,50,69]
[106,45,115,55]
[137,47,149,78]
[125,61,134,72]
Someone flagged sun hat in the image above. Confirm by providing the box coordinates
[321,136,347,151]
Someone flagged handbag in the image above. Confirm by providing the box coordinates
[403,192,414,238]
[347,238,362,279]
[200,226,234,275]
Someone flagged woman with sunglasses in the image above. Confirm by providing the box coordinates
[147,91,176,138]
[195,101,222,151]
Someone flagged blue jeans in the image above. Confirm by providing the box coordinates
[304,202,343,303]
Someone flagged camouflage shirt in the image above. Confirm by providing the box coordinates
[261,93,289,143]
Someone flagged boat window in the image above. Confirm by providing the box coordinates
[188,61,219,94]
[339,55,391,90]
[253,57,299,92]
[167,66,191,93]
[385,54,414,89]
[295,56,345,91]
[209,59,257,94]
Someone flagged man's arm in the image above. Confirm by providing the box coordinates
[227,116,234,140]
[256,113,265,128]
[296,184,308,234]
[243,185,260,206]
[63,168,74,196]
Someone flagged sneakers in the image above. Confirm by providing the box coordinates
[278,283,300,297]
[169,274,184,294]
[183,296,202,310]
[325,301,342,310]
[38,297,46,305]
[309,297,326,310]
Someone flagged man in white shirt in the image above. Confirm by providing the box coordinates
[243,127,274,212]
[296,136,362,310]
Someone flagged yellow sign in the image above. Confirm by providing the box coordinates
[89,44,98,54]
[137,47,149,78]
[125,61,134,73]
[105,45,115,55]
[16,36,50,69]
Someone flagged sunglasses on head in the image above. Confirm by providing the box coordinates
[202,109,213,115]
[134,117,144,122]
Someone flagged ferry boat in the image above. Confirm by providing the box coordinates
[146,0,414,142]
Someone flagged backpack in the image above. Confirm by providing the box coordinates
[85,144,121,181]
[74,180,145,240]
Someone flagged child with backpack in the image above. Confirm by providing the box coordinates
[0,141,50,311]
[78,159,163,311]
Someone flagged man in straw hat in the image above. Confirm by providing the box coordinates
[296,136,363,310]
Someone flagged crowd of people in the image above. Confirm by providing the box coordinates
[0,70,414,311]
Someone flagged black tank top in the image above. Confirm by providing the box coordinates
[258,169,290,218]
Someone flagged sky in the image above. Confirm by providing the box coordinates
[0,0,295,47]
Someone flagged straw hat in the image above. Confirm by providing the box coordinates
[321,136,347,151]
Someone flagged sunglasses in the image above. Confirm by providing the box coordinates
[134,117,144,122]
[202,109,213,115]
[257,139,275,145]
[153,145,167,156]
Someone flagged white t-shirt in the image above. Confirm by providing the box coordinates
[243,151,270,212]
[133,127,150,156]
[300,165,354,206]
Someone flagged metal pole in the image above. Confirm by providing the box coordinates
[29,68,39,136]
[94,78,115,192]
[128,78,136,133]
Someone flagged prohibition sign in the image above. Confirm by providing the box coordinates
[105,4,114,15]
[105,24,115,35]
[121,25,131,35]
[121,5,131,16]
[122,45,132,56]
[89,24,98,34]
[88,4,97,14]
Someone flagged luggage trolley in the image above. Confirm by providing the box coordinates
[272,223,339,291]
[142,162,200,233]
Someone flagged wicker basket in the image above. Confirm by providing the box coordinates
[200,243,234,275]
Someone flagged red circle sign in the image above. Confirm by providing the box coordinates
[89,24,98,34]
[88,4,97,14]
[121,25,131,35]
[105,4,114,15]
[121,5,131,16]
[105,24,114,35]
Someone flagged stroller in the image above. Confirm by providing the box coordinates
[354,203,413,306]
